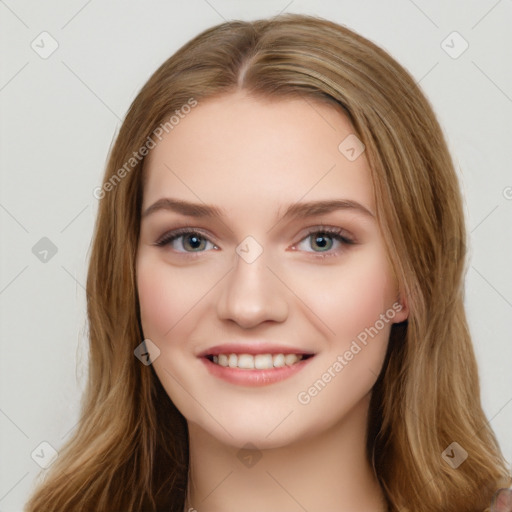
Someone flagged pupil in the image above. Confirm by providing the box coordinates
[314,233,332,251]
[186,235,203,250]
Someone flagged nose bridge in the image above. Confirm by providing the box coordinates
[216,240,288,328]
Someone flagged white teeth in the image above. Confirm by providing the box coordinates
[254,354,273,369]
[284,354,299,366]
[238,354,254,369]
[273,354,286,367]
[211,353,305,370]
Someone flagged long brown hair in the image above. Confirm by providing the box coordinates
[25,13,510,512]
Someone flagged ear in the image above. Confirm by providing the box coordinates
[392,292,409,324]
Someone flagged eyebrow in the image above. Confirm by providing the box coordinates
[141,197,375,221]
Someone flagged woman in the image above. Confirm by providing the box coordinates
[25,13,511,512]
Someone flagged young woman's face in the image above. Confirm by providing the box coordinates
[136,90,408,448]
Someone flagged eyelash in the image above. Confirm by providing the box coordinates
[154,225,355,259]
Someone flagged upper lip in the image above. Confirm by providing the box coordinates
[198,343,316,357]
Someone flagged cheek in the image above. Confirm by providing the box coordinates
[137,261,174,339]
[293,251,395,422]
[136,256,204,340]
[294,248,396,344]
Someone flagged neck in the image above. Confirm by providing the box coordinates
[183,394,387,512]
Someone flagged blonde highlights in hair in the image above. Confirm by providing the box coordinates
[26,14,510,512]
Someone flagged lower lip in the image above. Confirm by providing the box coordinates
[200,356,315,387]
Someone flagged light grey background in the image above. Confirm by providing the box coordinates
[1,1,511,510]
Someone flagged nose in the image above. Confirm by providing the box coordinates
[216,248,288,329]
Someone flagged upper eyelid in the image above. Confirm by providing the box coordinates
[155,227,214,246]
[155,225,355,248]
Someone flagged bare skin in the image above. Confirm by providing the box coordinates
[136,90,409,512]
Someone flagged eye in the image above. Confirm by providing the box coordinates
[293,227,355,257]
[154,225,355,258]
[154,228,217,253]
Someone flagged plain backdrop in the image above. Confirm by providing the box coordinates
[1,1,511,510]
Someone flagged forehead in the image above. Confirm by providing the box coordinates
[142,91,373,215]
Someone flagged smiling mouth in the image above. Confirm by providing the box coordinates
[204,353,315,370]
